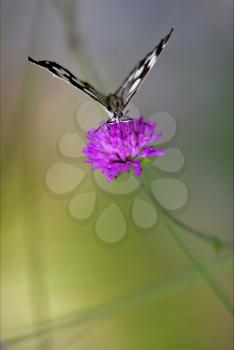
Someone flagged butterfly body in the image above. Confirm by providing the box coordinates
[106,94,124,116]
[28,28,173,123]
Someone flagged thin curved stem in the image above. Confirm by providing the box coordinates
[4,257,233,345]
[161,214,234,315]
[140,173,233,315]
[53,0,233,317]
[158,203,228,248]
[144,167,233,249]
[144,169,233,251]
[53,0,105,90]
[55,0,232,250]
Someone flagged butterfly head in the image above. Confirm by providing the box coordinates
[106,94,124,117]
[28,28,174,126]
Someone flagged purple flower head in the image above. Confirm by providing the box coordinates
[83,116,165,181]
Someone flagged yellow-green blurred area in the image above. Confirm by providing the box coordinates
[1,0,233,349]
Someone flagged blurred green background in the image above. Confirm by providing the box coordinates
[1,0,233,349]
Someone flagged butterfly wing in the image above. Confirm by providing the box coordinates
[28,57,109,108]
[114,28,174,109]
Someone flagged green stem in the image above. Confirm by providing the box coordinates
[4,257,233,345]
[145,167,232,250]
[162,213,233,315]
[140,173,233,316]
[54,0,233,249]
[54,0,233,317]
[53,0,105,90]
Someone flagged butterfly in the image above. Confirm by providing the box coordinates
[28,28,173,123]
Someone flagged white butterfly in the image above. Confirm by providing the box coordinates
[28,28,173,122]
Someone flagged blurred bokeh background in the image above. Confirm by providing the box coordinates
[1,0,233,349]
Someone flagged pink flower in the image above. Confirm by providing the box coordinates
[83,116,165,181]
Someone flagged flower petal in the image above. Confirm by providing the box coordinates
[84,116,164,181]
[132,198,158,229]
[68,192,96,220]
[151,178,188,210]
[45,163,85,194]
[95,203,127,243]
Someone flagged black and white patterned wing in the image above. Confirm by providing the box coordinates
[114,28,174,109]
[28,57,108,108]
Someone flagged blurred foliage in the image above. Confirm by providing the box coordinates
[1,1,233,349]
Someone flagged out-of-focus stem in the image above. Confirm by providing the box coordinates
[53,0,105,90]
[54,0,232,250]
[145,167,232,249]
[4,257,233,345]
[53,0,233,316]
[162,215,234,315]
[140,173,233,315]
